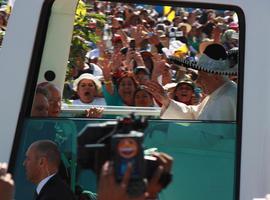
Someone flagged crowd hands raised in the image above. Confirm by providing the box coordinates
[31,1,239,120]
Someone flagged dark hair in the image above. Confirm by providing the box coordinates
[0,12,7,27]
[140,52,154,74]
[133,85,154,106]
[134,85,152,97]
[116,72,139,106]
[202,22,215,38]
[116,71,138,90]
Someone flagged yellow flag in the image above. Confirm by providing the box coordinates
[76,0,87,18]
[164,6,175,22]
[173,44,189,58]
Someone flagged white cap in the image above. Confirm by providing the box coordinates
[86,48,100,60]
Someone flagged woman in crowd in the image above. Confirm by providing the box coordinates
[72,73,106,106]
[134,86,155,107]
[103,71,138,106]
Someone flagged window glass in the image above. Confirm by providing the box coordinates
[13,118,236,200]
[10,1,243,200]
[32,0,241,121]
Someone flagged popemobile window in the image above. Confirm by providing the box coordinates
[31,0,240,121]
[11,1,244,200]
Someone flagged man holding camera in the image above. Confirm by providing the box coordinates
[98,152,173,200]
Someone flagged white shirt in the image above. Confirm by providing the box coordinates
[161,81,237,121]
[36,173,56,194]
[90,63,103,77]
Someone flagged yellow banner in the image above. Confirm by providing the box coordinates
[164,6,175,22]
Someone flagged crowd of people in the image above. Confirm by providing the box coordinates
[31,1,239,120]
[0,4,10,47]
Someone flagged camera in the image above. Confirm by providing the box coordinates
[175,30,183,38]
[77,115,167,197]
[168,27,177,38]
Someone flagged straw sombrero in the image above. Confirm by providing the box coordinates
[169,43,238,75]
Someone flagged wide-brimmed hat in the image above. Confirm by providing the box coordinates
[168,43,238,75]
[163,78,195,92]
[199,38,214,54]
[178,22,192,33]
[176,79,196,90]
[221,29,238,44]
[73,73,102,92]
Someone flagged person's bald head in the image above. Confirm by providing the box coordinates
[24,140,61,184]
[31,140,61,167]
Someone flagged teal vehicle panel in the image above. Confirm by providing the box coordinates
[13,119,236,200]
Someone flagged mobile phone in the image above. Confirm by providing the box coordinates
[175,31,183,37]
[129,39,136,50]
[120,47,128,55]
[111,131,146,197]
[147,32,154,37]
[112,131,144,181]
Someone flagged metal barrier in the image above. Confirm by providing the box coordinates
[61,105,161,117]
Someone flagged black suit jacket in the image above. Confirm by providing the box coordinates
[35,174,75,200]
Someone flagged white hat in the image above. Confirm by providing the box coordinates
[178,22,192,33]
[73,73,102,92]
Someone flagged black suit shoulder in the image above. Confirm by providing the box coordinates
[37,174,75,200]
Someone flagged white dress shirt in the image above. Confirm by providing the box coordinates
[36,173,56,194]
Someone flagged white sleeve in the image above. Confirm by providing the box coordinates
[160,99,197,120]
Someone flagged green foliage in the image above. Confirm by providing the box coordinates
[67,0,106,80]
